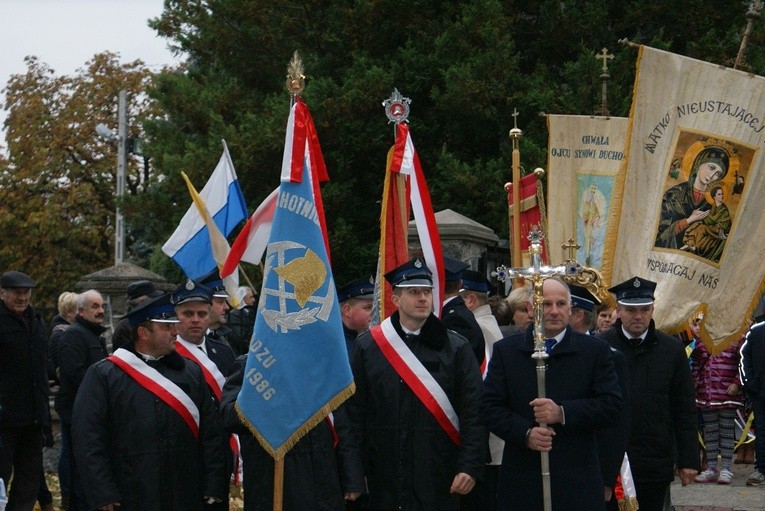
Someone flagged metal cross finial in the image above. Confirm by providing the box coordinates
[512,108,520,130]
[596,47,614,73]
[561,238,581,261]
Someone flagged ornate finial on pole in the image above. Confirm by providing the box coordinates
[734,0,763,70]
[509,108,523,272]
[596,47,614,116]
[382,88,412,124]
[286,50,305,103]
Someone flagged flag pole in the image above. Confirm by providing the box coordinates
[267,49,306,511]
[509,109,523,286]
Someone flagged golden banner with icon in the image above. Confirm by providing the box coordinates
[546,114,628,267]
[602,45,765,353]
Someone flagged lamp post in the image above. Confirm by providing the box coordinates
[96,90,128,264]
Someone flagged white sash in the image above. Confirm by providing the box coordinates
[109,348,200,438]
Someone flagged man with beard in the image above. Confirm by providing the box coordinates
[59,289,109,511]
[600,277,698,511]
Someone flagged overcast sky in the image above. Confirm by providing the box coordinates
[0,0,183,144]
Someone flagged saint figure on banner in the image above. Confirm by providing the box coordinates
[654,137,745,266]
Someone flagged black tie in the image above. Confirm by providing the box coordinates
[629,338,642,348]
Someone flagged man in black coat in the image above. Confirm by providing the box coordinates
[600,276,699,511]
[337,275,375,360]
[221,355,364,510]
[0,271,49,511]
[71,293,229,510]
[348,258,485,511]
[481,277,622,511]
[441,255,485,365]
[58,289,109,511]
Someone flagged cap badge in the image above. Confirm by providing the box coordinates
[185,278,195,290]
[414,259,422,268]
[633,278,641,288]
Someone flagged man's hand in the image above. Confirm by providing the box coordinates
[678,468,697,486]
[604,486,613,502]
[449,472,475,495]
[344,492,361,501]
[530,398,563,425]
[98,504,121,511]
[526,426,555,452]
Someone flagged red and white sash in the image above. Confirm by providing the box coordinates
[175,338,226,399]
[174,338,243,484]
[108,349,200,440]
[370,319,460,445]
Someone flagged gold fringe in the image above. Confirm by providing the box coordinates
[618,496,639,511]
[235,381,356,461]
[600,45,644,287]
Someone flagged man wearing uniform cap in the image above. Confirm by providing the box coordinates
[71,292,229,510]
[199,270,232,347]
[172,278,236,378]
[600,276,698,510]
[347,257,485,510]
[337,275,375,360]
[441,255,486,365]
[569,284,598,335]
[112,280,164,351]
[0,271,50,511]
[171,279,236,509]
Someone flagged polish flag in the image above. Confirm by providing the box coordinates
[221,187,279,278]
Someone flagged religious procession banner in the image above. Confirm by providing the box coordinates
[546,114,628,268]
[602,45,765,352]
[506,173,548,265]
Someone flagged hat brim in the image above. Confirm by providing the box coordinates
[174,296,212,306]
[394,279,433,288]
[617,297,654,306]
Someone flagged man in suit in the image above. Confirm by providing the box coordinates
[481,277,622,511]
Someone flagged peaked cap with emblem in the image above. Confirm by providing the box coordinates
[570,284,599,312]
[125,292,179,327]
[337,275,375,302]
[460,270,491,294]
[0,270,36,289]
[199,270,228,298]
[171,278,213,306]
[608,276,656,306]
[443,255,470,282]
[384,257,433,288]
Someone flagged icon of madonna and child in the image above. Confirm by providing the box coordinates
[654,135,751,265]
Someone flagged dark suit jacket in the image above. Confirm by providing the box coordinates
[481,326,622,511]
[441,295,485,363]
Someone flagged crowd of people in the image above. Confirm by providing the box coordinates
[0,257,763,510]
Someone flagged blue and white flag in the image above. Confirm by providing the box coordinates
[236,99,354,459]
[162,141,248,278]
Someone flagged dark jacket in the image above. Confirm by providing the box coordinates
[481,326,622,511]
[0,301,49,427]
[600,319,699,484]
[348,312,485,511]
[204,331,237,378]
[441,295,485,364]
[57,315,108,423]
[48,314,70,384]
[598,347,632,489]
[72,348,229,511]
[740,320,765,397]
[226,306,256,357]
[221,355,364,511]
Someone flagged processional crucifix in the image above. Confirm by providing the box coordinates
[494,227,592,511]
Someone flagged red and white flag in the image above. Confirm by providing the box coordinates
[221,187,279,278]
